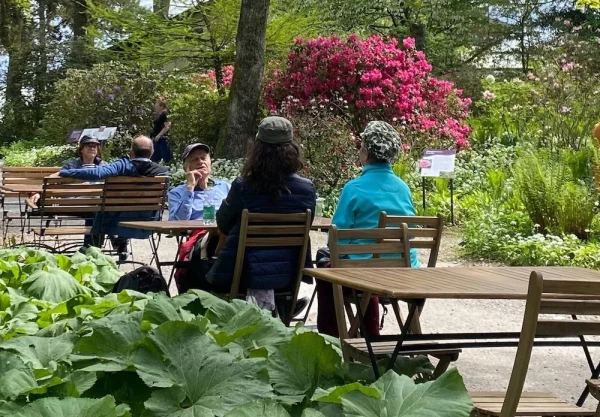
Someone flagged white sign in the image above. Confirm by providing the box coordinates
[419,149,456,178]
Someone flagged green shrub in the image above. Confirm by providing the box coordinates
[512,149,594,237]
[0,139,75,167]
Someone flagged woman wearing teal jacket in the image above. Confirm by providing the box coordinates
[317,121,419,337]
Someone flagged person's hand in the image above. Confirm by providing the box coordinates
[154,136,161,142]
[185,170,202,190]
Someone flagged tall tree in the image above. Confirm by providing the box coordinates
[222,0,270,158]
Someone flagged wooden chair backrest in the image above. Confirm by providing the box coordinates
[328,224,411,268]
[1,167,61,197]
[231,210,312,309]
[38,177,104,215]
[102,176,168,214]
[378,213,443,267]
[500,272,600,417]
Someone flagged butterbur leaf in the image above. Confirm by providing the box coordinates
[340,369,472,417]
[73,314,144,372]
[301,410,328,417]
[54,254,72,272]
[0,334,75,370]
[224,399,291,417]
[311,382,380,404]
[0,351,38,400]
[268,332,344,399]
[142,294,192,325]
[136,321,273,416]
[21,268,91,303]
[9,395,125,417]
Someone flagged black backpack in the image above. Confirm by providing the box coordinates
[112,265,170,296]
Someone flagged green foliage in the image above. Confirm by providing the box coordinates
[0,251,472,416]
[512,149,595,237]
[0,139,75,167]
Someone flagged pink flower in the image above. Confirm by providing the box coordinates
[562,62,575,72]
[402,37,416,49]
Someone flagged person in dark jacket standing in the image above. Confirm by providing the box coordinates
[179,117,315,314]
[59,136,169,259]
[150,98,173,163]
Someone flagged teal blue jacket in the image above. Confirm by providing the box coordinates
[332,162,420,267]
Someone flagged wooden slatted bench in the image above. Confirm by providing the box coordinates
[471,391,595,416]
[1,166,60,241]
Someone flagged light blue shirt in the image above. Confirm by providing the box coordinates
[168,179,231,220]
[332,162,420,267]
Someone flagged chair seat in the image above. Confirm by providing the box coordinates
[32,226,92,236]
[586,379,600,400]
[470,391,595,416]
[343,338,461,361]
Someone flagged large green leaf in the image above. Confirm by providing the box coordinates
[135,321,273,416]
[142,294,194,325]
[73,314,144,372]
[0,334,75,371]
[7,395,128,417]
[268,332,345,400]
[0,351,38,400]
[224,400,291,417]
[340,369,472,417]
[21,268,91,303]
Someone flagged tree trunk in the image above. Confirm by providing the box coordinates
[410,22,426,51]
[222,0,270,158]
[153,0,171,17]
[34,0,48,124]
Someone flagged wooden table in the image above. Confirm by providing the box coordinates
[305,266,600,402]
[120,217,332,287]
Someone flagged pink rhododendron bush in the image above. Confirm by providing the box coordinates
[265,34,472,154]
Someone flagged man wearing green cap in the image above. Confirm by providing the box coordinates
[316,120,420,337]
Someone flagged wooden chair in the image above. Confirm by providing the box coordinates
[224,209,312,326]
[0,167,60,242]
[100,176,168,262]
[30,177,104,251]
[378,213,444,333]
[470,271,598,416]
[327,224,461,377]
[585,380,600,416]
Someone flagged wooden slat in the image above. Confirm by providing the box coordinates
[103,205,163,212]
[246,212,310,223]
[4,178,48,184]
[381,215,441,227]
[470,390,595,416]
[105,176,167,183]
[32,226,92,236]
[335,228,408,240]
[245,237,306,247]
[543,279,600,296]
[40,198,103,206]
[536,320,600,336]
[335,258,408,268]
[42,206,101,213]
[105,190,167,198]
[103,184,166,191]
[540,299,600,315]
[337,241,409,255]
[103,197,164,205]
[1,167,60,173]
[246,225,310,235]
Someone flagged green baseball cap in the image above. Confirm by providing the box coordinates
[256,116,293,144]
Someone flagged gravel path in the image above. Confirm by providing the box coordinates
[4,215,599,410]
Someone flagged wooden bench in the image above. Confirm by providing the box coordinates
[0,166,60,241]
[30,176,168,256]
[470,272,598,416]
[327,224,461,376]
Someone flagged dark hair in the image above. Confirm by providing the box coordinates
[241,140,303,201]
[132,139,154,159]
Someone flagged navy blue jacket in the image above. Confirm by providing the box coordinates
[59,157,169,239]
[207,174,316,290]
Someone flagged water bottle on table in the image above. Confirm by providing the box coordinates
[315,197,325,217]
[203,196,216,225]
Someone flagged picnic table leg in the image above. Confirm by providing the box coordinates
[332,283,350,362]
[353,290,380,379]
[149,233,166,279]
[385,298,425,373]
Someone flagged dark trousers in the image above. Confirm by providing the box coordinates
[315,248,380,337]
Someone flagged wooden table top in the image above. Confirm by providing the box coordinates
[119,217,332,234]
[304,266,600,300]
